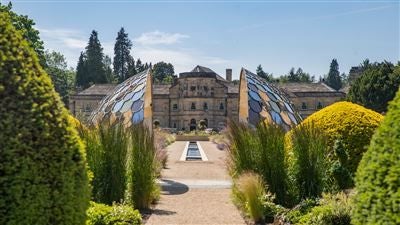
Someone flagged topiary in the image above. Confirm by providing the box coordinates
[298,101,383,174]
[0,12,90,225]
[352,89,400,225]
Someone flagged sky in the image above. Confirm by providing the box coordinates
[4,0,400,80]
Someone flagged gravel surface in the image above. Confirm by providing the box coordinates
[145,141,245,225]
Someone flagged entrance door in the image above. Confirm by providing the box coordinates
[190,118,196,131]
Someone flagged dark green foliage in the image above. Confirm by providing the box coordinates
[352,88,400,225]
[135,58,144,73]
[127,124,160,209]
[152,61,174,84]
[80,123,128,205]
[0,12,89,225]
[113,27,132,83]
[0,2,46,68]
[256,64,273,82]
[227,121,289,206]
[76,52,88,87]
[103,55,114,83]
[86,202,142,225]
[290,123,328,200]
[44,50,75,106]
[127,56,137,77]
[329,139,353,190]
[325,59,342,90]
[279,67,314,83]
[347,61,400,113]
[281,198,318,224]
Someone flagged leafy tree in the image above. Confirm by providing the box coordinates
[75,52,87,88]
[44,50,75,106]
[113,27,132,83]
[279,67,314,83]
[85,30,107,87]
[256,64,273,82]
[325,59,342,90]
[347,61,400,113]
[152,61,174,84]
[0,12,89,224]
[352,88,400,225]
[0,2,46,68]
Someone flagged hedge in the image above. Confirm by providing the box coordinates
[0,12,90,225]
[352,89,400,225]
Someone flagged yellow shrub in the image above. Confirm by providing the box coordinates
[291,101,383,173]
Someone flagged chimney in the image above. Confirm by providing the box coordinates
[226,68,232,82]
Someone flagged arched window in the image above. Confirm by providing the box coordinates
[203,102,208,110]
[191,102,196,110]
[317,102,323,109]
[219,103,224,110]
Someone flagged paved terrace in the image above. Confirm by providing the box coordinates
[145,141,245,225]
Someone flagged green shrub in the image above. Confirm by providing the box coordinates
[227,121,289,205]
[352,89,400,225]
[86,202,141,225]
[81,123,129,205]
[329,139,353,189]
[232,172,276,223]
[300,101,383,175]
[127,124,160,209]
[0,12,90,225]
[280,198,318,224]
[289,123,328,200]
[297,192,352,225]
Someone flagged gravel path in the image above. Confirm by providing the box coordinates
[145,141,245,225]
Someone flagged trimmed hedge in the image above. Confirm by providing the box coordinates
[86,202,142,225]
[0,12,90,225]
[352,89,400,225]
[299,101,383,174]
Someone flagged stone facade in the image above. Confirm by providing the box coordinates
[275,82,346,118]
[152,66,239,131]
[69,66,346,126]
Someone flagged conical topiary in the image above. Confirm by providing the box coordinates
[0,12,90,225]
[352,89,400,225]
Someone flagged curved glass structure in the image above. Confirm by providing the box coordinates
[90,69,152,126]
[239,68,301,129]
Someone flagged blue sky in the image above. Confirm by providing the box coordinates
[6,0,400,80]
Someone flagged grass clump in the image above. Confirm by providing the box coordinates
[233,172,277,223]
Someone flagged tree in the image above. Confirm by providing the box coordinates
[135,58,144,73]
[352,88,400,225]
[0,2,46,68]
[256,64,273,82]
[152,61,174,84]
[75,52,87,88]
[347,61,400,113]
[127,56,137,78]
[325,59,342,90]
[278,67,313,83]
[103,55,114,83]
[44,50,75,106]
[0,12,89,224]
[85,30,107,87]
[113,27,132,83]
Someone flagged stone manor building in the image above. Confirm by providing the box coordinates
[69,65,345,129]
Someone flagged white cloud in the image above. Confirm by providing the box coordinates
[38,27,87,49]
[134,30,189,45]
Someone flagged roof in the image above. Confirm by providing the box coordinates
[275,82,337,93]
[153,84,171,95]
[77,84,117,95]
[191,65,216,73]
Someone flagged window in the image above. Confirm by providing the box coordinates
[203,102,208,110]
[219,103,224,110]
[191,102,196,110]
[173,123,177,128]
[190,86,196,91]
[172,104,178,110]
[204,86,209,92]
[317,102,323,109]
[301,102,307,110]
[85,104,91,112]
